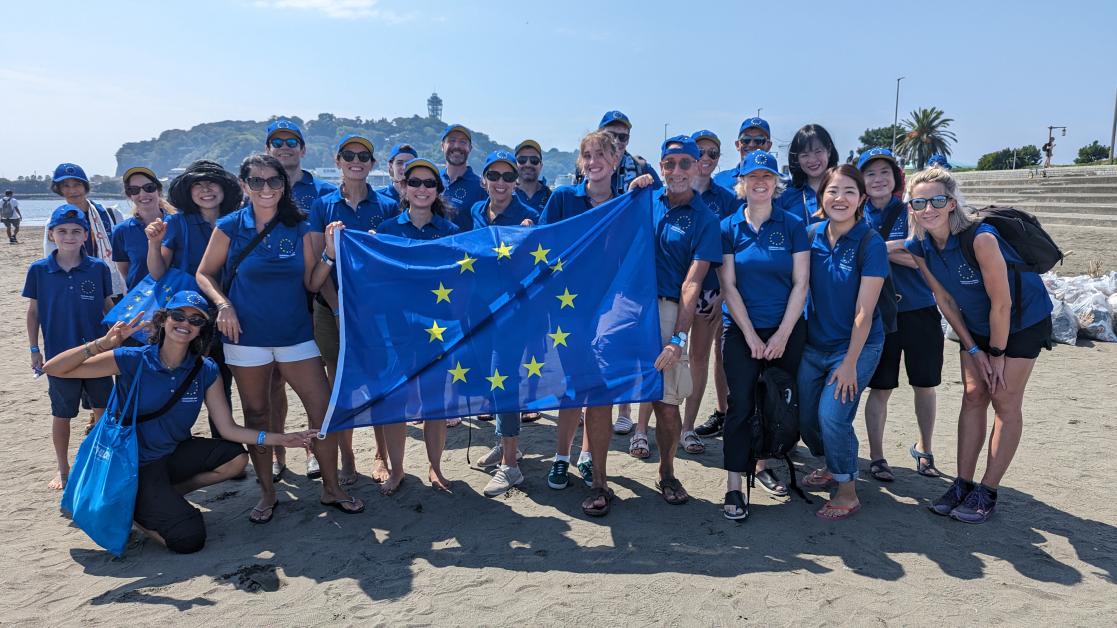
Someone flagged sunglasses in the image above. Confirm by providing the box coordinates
[244,176,284,191]
[699,148,720,160]
[607,131,630,143]
[169,309,208,327]
[909,195,952,211]
[484,171,518,182]
[660,158,694,172]
[406,177,439,189]
[517,156,541,166]
[269,137,301,149]
[125,183,158,196]
[339,150,373,163]
[738,136,768,146]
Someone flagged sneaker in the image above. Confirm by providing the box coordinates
[613,415,634,435]
[950,484,997,524]
[577,458,594,487]
[929,477,973,516]
[694,411,725,437]
[477,443,523,468]
[306,454,321,480]
[547,459,570,490]
[483,465,524,497]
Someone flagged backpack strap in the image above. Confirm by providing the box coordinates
[128,357,205,425]
[958,225,1024,329]
[876,201,904,241]
[222,217,280,294]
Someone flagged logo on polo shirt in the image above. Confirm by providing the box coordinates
[766,229,787,250]
[958,263,979,284]
[669,213,692,235]
[278,237,296,258]
[889,223,906,239]
[839,245,856,271]
[80,279,96,300]
[182,378,201,404]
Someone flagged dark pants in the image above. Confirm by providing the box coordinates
[206,338,235,437]
[721,318,807,473]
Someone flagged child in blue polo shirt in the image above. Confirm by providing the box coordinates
[797,165,888,522]
[24,206,115,490]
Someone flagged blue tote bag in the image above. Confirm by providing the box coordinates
[103,221,199,341]
[60,366,143,557]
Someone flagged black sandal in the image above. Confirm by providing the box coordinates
[582,487,615,517]
[909,444,942,477]
[756,468,789,497]
[723,490,749,521]
[869,458,895,482]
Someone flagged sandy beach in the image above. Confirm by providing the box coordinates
[0,226,1114,626]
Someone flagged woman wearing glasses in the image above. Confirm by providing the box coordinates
[778,124,840,225]
[111,167,174,290]
[904,167,1052,524]
[196,154,364,522]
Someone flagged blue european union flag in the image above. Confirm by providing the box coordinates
[321,188,663,432]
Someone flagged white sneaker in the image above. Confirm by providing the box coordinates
[484,465,524,497]
[613,415,634,435]
[477,443,524,468]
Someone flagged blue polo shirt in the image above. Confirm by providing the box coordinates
[538,181,600,225]
[721,209,810,329]
[113,345,219,465]
[376,184,401,203]
[906,224,1052,336]
[777,184,823,225]
[217,206,313,347]
[864,198,935,313]
[376,210,460,240]
[22,253,112,359]
[698,184,744,291]
[514,184,552,213]
[470,196,540,229]
[806,219,890,351]
[111,214,162,289]
[653,191,722,300]
[290,170,338,213]
[309,185,399,234]
[713,167,739,196]
[161,212,216,276]
[440,166,487,231]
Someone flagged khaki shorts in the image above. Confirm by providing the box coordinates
[313,300,341,369]
[658,298,693,406]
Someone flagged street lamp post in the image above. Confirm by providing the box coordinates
[1110,88,1116,163]
[757,107,763,118]
[891,76,905,153]
[663,122,669,142]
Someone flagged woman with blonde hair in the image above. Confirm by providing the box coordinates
[111,167,175,290]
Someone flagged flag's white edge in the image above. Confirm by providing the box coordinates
[319,228,343,438]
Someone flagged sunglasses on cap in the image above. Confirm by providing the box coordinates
[908,195,952,211]
[517,156,541,166]
[125,182,158,196]
[169,309,208,327]
[484,171,518,183]
[245,176,284,191]
[606,131,630,143]
[660,158,694,172]
[339,150,373,163]
[738,136,768,146]
[269,137,301,149]
[699,148,720,160]
[406,177,439,189]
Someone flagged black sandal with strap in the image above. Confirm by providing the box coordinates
[869,458,895,482]
[582,487,615,517]
[909,444,942,477]
[723,490,749,521]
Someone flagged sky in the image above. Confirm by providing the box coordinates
[1,0,1115,178]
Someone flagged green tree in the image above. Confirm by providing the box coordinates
[857,125,903,153]
[976,145,1041,171]
[1074,140,1111,164]
[898,107,957,168]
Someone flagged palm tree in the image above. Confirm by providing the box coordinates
[899,107,957,168]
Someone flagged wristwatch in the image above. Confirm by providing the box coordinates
[670,331,688,349]
[986,346,1005,358]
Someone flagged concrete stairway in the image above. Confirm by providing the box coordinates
[953,165,1117,229]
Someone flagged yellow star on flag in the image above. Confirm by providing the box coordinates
[486,368,509,391]
[522,356,545,378]
[548,326,570,348]
[530,243,550,264]
[448,361,470,383]
[425,320,448,342]
[457,253,477,273]
[556,288,577,309]
[432,282,453,303]
[550,258,564,272]
[493,241,513,260]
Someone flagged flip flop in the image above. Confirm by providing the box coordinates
[249,500,279,524]
[656,476,689,505]
[802,468,835,489]
[320,497,365,515]
[815,501,861,521]
[446,417,462,427]
[581,486,615,517]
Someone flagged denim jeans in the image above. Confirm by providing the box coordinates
[796,341,883,482]
[494,412,521,438]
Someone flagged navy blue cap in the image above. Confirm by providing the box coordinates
[661,135,701,160]
[737,117,771,138]
[441,123,472,142]
[691,130,720,147]
[737,150,780,177]
[52,163,88,184]
[47,204,90,230]
[598,110,632,129]
[482,150,517,175]
[266,118,304,143]
[336,134,374,154]
[857,147,896,171]
[927,154,951,168]
[166,290,211,315]
[389,143,418,161]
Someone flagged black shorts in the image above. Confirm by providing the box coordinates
[134,438,246,554]
[869,306,945,390]
[971,317,1053,360]
[47,375,113,419]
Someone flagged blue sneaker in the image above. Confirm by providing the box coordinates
[950,484,997,524]
[577,458,594,487]
[547,460,570,490]
[929,478,973,516]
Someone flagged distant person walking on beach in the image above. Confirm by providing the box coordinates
[2,190,21,243]
[1042,140,1055,168]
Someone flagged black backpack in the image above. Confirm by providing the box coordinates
[957,206,1064,327]
[809,224,899,335]
[749,365,809,501]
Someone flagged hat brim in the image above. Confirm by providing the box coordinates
[338,138,375,154]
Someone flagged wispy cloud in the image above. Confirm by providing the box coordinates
[251,0,412,22]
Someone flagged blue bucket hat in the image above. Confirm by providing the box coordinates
[165,290,211,316]
[482,150,518,175]
[857,147,896,171]
[598,110,632,129]
[441,123,472,142]
[265,118,304,144]
[52,163,89,184]
[737,150,780,177]
[738,117,771,138]
[927,154,951,168]
[389,143,418,161]
[336,134,374,154]
[47,204,90,230]
[690,130,720,147]
[661,135,701,160]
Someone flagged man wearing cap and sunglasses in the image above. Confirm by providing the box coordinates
[712,117,774,196]
[378,143,419,203]
[587,110,661,198]
[512,140,552,212]
[265,118,337,212]
[439,123,487,231]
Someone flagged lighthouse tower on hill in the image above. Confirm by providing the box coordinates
[427,92,443,120]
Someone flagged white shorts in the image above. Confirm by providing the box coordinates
[223,340,322,367]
